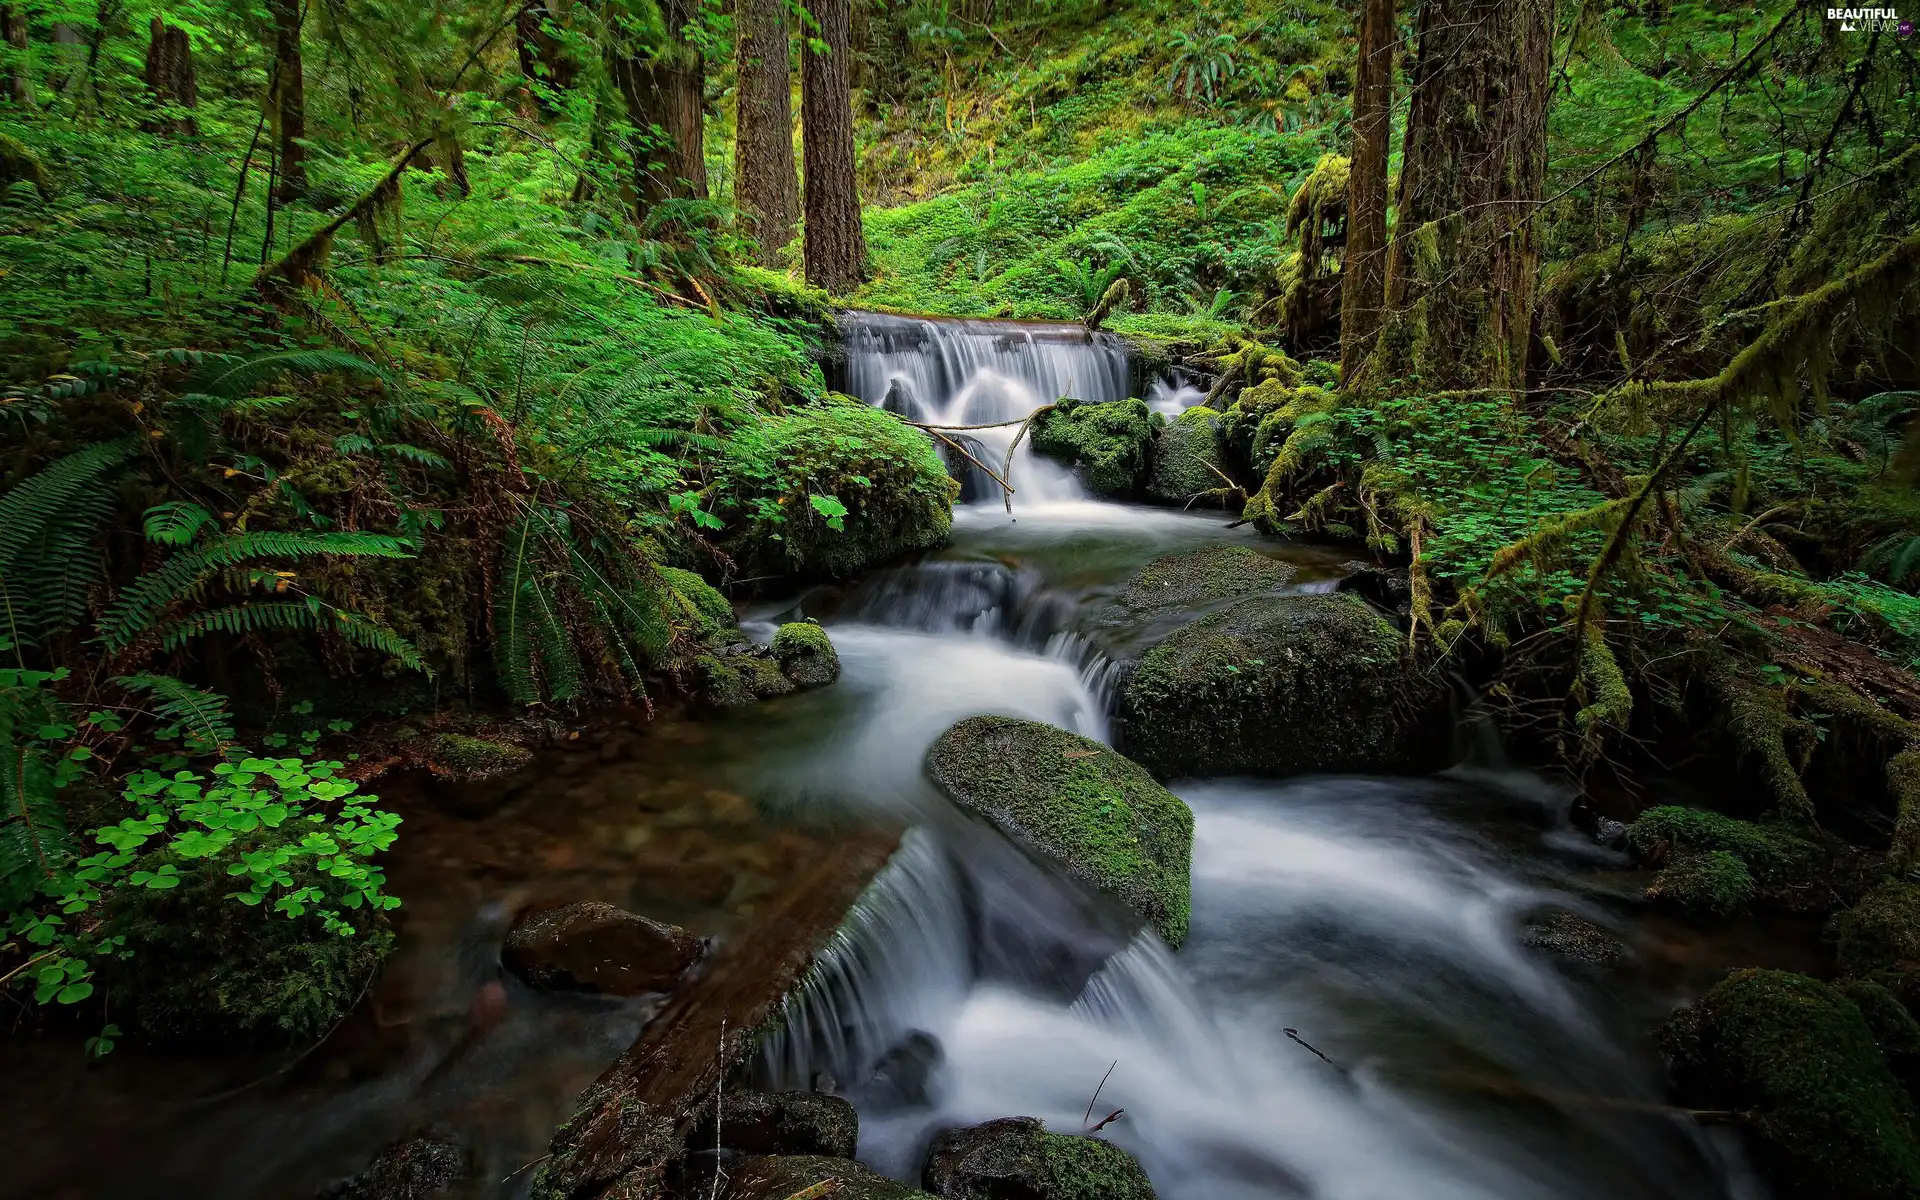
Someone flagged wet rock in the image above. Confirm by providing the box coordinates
[688,1091,859,1159]
[1627,806,1826,914]
[773,621,842,687]
[1116,546,1295,614]
[869,1029,945,1107]
[319,1130,464,1199]
[921,1116,1157,1200]
[928,716,1193,947]
[1646,851,1755,915]
[722,1155,935,1200]
[1836,881,1920,1011]
[1335,565,1411,614]
[1592,817,1629,849]
[1147,405,1225,504]
[501,900,703,995]
[697,647,797,708]
[1115,593,1448,779]
[1835,978,1920,1094]
[1029,397,1160,497]
[1519,911,1629,967]
[1663,968,1920,1198]
[426,732,533,781]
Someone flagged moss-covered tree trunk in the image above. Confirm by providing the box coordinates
[515,1,577,112]
[1339,0,1394,383]
[612,0,708,206]
[268,0,307,202]
[141,17,197,137]
[1371,0,1551,392]
[733,0,798,265]
[801,0,868,293]
[2,4,30,107]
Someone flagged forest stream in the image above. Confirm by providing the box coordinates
[2,316,1819,1200]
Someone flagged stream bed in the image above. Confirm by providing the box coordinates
[1,316,1791,1200]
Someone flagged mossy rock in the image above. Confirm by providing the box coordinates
[1029,397,1161,497]
[319,1131,465,1199]
[427,733,533,781]
[922,1116,1157,1200]
[1664,968,1920,1198]
[1146,405,1224,503]
[1836,978,1920,1093]
[772,621,841,687]
[722,1155,934,1200]
[927,716,1193,947]
[1645,851,1756,915]
[106,863,393,1044]
[1115,593,1445,779]
[1627,805,1823,886]
[688,1091,859,1159]
[1836,881,1920,1010]
[1117,545,1296,613]
[696,651,796,708]
[661,566,738,642]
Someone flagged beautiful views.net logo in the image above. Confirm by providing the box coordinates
[1826,6,1914,33]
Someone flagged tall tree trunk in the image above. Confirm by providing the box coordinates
[1339,0,1394,383]
[613,0,707,207]
[142,17,198,136]
[516,2,577,113]
[1,5,30,106]
[1371,0,1551,392]
[801,0,867,292]
[734,0,798,265]
[269,0,307,202]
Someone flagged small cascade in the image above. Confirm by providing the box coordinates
[1147,371,1207,417]
[840,311,1134,508]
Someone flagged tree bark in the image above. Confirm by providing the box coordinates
[269,0,308,202]
[1371,0,1552,392]
[801,0,868,293]
[1339,0,1394,383]
[1,4,30,106]
[142,17,198,136]
[612,0,707,208]
[733,0,798,265]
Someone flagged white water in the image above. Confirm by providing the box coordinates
[744,315,1754,1200]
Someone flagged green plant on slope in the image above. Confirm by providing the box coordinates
[1168,19,1238,108]
[1056,256,1129,310]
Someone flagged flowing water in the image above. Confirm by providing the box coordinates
[3,314,1770,1199]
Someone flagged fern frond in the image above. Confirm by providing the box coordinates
[154,600,426,672]
[0,737,71,908]
[142,501,217,547]
[191,349,392,400]
[491,518,583,704]
[113,673,236,756]
[0,439,138,574]
[96,532,413,653]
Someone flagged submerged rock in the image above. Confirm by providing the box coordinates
[1029,397,1160,497]
[1147,405,1224,503]
[927,716,1193,947]
[921,1116,1157,1200]
[320,1131,465,1200]
[687,1091,859,1159]
[1116,593,1445,779]
[722,1155,935,1200]
[1519,911,1629,967]
[502,900,703,995]
[773,621,842,687]
[1664,968,1920,1198]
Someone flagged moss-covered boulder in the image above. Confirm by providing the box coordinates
[1836,881,1920,1010]
[688,1091,859,1159]
[662,566,738,641]
[1029,397,1161,497]
[1118,545,1295,613]
[696,650,798,708]
[722,1155,934,1200]
[1627,806,1826,913]
[725,400,956,579]
[772,621,841,687]
[921,1117,1156,1200]
[1115,593,1445,779]
[1664,968,1920,1198]
[426,733,533,782]
[1147,405,1224,503]
[927,717,1193,946]
[1837,978,1920,1093]
[1518,911,1629,967]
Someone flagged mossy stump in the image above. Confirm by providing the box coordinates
[927,716,1193,947]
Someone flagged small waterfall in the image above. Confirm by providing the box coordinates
[1147,371,1207,417]
[840,311,1134,509]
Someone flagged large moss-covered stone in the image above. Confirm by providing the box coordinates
[688,1091,859,1159]
[1117,546,1295,613]
[1029,398,1161,497]
[1664,968,1920,1199]
[722,1155,934,1200]
[1837,978,1920,1093]
[1116,593,1444,779]
[927,717,1193,947]
[921,1117,1156,1200]
[1147,405,1224,503]
[772,621,841,687]
[1836,881,1920,1010]
[661,566,738,641]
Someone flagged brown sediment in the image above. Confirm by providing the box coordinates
[532,825,902,1199]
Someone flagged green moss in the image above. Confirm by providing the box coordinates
[105,862,393,1043]
[771,621,841,686]
[1887,747,1920,872]
[1835,978,1920,1086]
[1646,851,1756,915]
[1117,593,1443,778]
[1836,882,1920,1010]
[923,1117,1156,1200]
[695,652,795,707]
[1667,968,1920,1198]
[1029,397,1162,497]
[428,732,533,781]
[719,1156,935,1200]
[1037,1133,1158,1200]
[1147,405,1226,503]
[1626,805,1823,888]
[1118,545,1296,612]
[927,716,1193,947]
[659,566,737,642]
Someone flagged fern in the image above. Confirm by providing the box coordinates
[113,673,237,756]
[96,531,412,653]
[0,439,139,648]
[142,501,217,547]
[190,349,393,400]
[0,737,70,909]
[157,600,427,672]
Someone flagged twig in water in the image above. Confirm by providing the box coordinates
[1082,1059,1118,1127]
[1088,1108,1126,1134]
[501,1153,553,1184]
[1283,1028,1338,1068]
[922,427,1017,501]
[1000,402,1060,516]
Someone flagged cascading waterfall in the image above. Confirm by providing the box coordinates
[839,311,1134,508]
